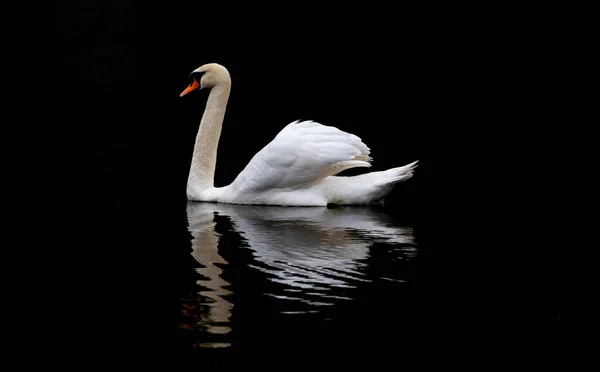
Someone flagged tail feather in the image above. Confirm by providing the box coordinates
[378,160,418,185]
[323,160,419,205]
[365,160,418,204]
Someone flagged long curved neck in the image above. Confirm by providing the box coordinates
[187,82,231,190]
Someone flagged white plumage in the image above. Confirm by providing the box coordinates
[230,120,372,193]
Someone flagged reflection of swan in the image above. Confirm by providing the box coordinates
[186,203,232,343]
[186,202,416,308]
[180,63,418,206]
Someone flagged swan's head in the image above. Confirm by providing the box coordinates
[180,63,230,97]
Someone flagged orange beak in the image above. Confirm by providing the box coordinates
[180,78,200,97]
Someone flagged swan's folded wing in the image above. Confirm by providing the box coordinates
[229,120,372,193]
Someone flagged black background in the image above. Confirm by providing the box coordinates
[8,0,562,364]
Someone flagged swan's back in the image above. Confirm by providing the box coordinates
[229,120,372,194]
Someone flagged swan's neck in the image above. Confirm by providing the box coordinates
[187,83,231,191]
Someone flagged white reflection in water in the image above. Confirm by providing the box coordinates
[185,202,416,347]
[186,203,233,341]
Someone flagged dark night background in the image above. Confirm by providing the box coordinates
[7,0,562,365]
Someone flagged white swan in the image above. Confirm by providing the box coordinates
[180,63,418,206]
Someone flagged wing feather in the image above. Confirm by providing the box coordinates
[229,120,372,193]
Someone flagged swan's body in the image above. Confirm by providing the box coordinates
[181,63,417,206]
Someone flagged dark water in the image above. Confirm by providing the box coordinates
[40,2,560,363]
[183,203,419,352]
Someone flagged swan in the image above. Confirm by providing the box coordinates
[180,63,418,206]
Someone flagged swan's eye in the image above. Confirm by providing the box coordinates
[189,70,206,80]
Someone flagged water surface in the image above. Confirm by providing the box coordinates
[181,202,420,352]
